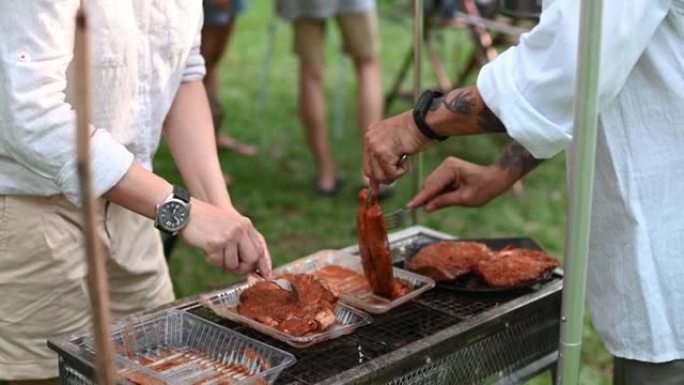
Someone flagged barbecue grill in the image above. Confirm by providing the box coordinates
[49,226,562,385]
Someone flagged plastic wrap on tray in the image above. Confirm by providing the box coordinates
[275,249,435,314]
[200,283,372,348]
[83,310,295,385]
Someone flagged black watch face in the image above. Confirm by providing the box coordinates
[158,200,189,232]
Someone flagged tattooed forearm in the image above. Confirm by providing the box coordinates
[478,104,507,133]
[442,90,475,115]
[497,141,542,178]
[429,94,444,112]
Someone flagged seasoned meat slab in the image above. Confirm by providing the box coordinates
[357,188,397,298]
[407,241,494,282]
[237,274,340,336]
[474,246,559,288]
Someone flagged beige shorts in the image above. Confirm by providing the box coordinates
[293,11,380,62]
[0,195,175,380]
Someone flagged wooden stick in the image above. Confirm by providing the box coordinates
[74,9,117,385]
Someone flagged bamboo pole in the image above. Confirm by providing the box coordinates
[411,0,423,225]
[74,9,117,385]
[557,0,603,384]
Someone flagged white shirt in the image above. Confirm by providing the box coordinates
[478,0,684,362]
[0,1,205,204]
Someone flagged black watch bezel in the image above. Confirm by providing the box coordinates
[413,90,448,142]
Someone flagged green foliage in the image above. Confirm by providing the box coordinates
[156,1,612,383]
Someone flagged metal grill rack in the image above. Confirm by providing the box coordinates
[49,226,562,385]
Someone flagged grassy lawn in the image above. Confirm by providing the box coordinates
[156,2,613,384]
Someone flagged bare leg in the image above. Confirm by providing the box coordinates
[298,58,338,192]
[354,55,384,186]
[201,20,255,185]
[201,23,234,98]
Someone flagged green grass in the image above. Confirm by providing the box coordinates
[157,2,613,384]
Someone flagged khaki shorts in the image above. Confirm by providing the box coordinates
[0,195,175,380]
[293,11,380,62]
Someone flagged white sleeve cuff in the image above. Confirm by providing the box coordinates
[182,35,206,83]
[477,49,572,159]
[56,129,135,205]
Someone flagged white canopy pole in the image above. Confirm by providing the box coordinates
[411,0,423,225]
[557,0,603,383]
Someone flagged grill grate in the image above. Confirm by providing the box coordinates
[414,287,528,319]
[355,302,462,351]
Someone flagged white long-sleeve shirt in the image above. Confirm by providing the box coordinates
[478,0,684,362]
[0,0,205,204]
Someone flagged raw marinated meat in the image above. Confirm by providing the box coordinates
[474,246,559,288]
[407,241,494,282]
[315,264,411,300]
[237,274,339,336]
[357,188,396,298]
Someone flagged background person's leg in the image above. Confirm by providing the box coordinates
[202,1,256,177]
[294,19,340,194]
[337,11,391,196]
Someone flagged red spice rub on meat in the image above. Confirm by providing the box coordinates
[316,264,411,300]
[237,274,339,336]
[474,246,559,288]
[357,188,396,298]
[407,241,494,282]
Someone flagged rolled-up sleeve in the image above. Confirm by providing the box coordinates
[477,0,671,159]
[0,0,134,204]
[182,18,206,83]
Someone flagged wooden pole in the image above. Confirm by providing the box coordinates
[74,9,117,385]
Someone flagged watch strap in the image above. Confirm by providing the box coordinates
[413,90,448,142]
[173,185,190,203]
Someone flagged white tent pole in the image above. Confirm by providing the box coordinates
[557,0,603,383]
[411,0,423,225]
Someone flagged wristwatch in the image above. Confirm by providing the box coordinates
[154,185,191,234]
[413,90,448,142]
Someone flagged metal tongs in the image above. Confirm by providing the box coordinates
[254,270,299,300]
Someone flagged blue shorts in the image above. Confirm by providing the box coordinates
[203,0,247,26]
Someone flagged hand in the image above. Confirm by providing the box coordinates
[408,157,511,211]
[364,111,431,184]
[180,199,272,277]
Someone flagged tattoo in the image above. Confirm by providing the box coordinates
[478,104,507,133]
[442,90,475,115]
[497,141,542,178]
[429,95,444,112]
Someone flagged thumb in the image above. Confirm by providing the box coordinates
[256,240,273,278]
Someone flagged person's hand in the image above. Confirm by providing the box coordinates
[408,157,512,211]
[364,111,431,184]
[180,199,272,277]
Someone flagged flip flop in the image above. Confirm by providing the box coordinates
[314,176,344,197]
